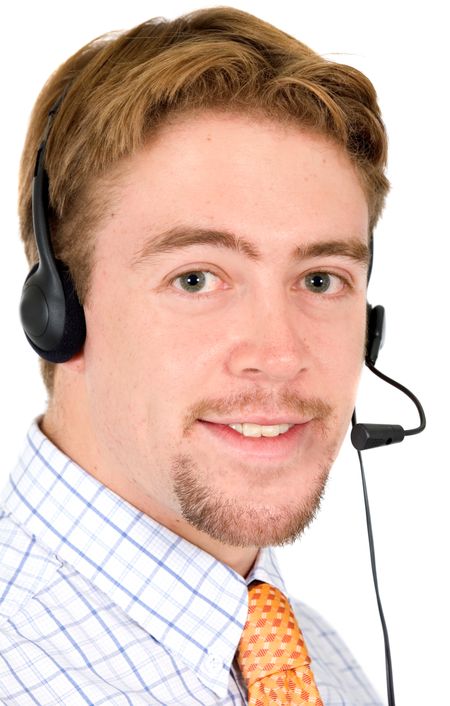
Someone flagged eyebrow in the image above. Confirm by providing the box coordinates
[131,225,370,267]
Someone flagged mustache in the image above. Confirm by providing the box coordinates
[183,389,333,433]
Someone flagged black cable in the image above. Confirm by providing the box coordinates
[365,361,426,435]
[352,410,396,706]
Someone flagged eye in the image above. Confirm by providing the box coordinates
[302,272,345,295]
[172,270,221,294]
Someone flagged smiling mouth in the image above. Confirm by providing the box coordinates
[197,415,313,436]
[219,421,294,437]
[196,419,313,460]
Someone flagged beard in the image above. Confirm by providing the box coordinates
[172,453,331,548]
[171,388,342,548]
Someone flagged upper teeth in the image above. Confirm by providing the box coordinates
[228,423,293,437]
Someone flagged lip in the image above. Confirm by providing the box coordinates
[196,419,312,460]
[199,417,312,426]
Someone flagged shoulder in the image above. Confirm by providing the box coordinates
[0,509,61,623]
[291,597,357,666]
[291,597,346,647]
[290,597,384,706]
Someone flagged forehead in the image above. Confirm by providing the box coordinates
[97,110,369,260]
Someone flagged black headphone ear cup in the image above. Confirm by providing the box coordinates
[21,259,86,363]
[366,304,385,366]
[366,303,373,359]
[20,262,43,332]
[21,91,87,363]
[51,260,86,362]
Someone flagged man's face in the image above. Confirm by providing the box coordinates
[80,111,369,552]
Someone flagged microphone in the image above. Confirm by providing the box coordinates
[351,422,404,451]
[351,306,426,451]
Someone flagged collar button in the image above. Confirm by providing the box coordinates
[204,652,223,676]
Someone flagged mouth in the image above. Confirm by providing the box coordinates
[196,419,313,460]
[214,421,295,437]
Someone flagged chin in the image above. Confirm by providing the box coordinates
[172,453,330,548]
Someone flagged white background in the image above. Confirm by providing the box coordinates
[1,2,448,704]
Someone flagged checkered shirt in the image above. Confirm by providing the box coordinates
[0,421,383,705]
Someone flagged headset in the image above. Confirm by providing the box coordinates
[20,93,426,706]
[19,94,86,363]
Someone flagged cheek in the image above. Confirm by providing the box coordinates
[82,280,216,416]
[320,313,366,403]
[145,320,226,406]
[82,279,148,412]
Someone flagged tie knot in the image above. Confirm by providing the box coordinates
[237,582,311,687]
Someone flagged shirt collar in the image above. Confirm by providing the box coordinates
[1,420,288,698]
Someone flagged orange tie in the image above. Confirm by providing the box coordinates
[236,582,324,705]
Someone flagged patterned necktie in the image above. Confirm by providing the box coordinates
[236,582,324,705]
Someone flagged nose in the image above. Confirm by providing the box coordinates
[225,290,310,383]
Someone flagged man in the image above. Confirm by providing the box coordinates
[0,7,388,704]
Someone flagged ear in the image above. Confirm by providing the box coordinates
[60,347,85,375]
